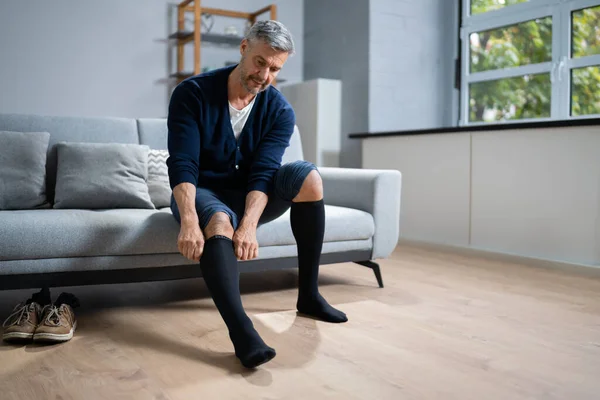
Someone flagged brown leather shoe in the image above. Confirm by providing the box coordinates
[2,302,43,342]
[33,304,77,343]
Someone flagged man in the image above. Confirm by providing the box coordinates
[166,20,346,370]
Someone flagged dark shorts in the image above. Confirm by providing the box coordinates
[170,160,317,230]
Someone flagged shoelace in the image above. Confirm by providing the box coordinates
[2,304,31,328]
[43,305,63,326]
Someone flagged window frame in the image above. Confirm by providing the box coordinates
[562,0,600,119]
[459,0,600,125]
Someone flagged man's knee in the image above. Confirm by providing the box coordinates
[204,212,234,239]
[293,170,323,202]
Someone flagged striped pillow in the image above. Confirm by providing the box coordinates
[147,149,171,208]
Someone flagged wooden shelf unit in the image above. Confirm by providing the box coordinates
[171,0,277,82]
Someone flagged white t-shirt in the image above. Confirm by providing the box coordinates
[229,96,256,140]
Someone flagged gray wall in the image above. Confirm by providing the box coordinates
[0,0,303,118]
[303,0,458,167]
[369,0,458,132]
[303,0,370,168]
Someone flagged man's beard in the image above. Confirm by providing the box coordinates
[239,58,269,94]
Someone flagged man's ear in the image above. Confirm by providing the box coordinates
[240,39,249,56]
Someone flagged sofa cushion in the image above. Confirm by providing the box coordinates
[256,205,374,246]
[0,131,51,210]
[53,142,155,209]
[0,205,374,261]
[0,209,179,261]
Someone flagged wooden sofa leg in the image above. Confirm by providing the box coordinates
[355,261,384,288]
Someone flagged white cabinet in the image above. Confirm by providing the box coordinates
[281,79,342,167]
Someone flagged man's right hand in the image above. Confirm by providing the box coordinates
[178,221,204,262]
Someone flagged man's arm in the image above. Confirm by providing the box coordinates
[173,183,204,261]
[233,105,295,261]
[167,82,201,197]
[246,105,295,195]
[167,82,204,261]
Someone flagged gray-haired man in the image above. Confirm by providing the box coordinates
[167,20,347,369]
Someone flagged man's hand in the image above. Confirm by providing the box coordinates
[233,220,259,261]
[233,190,268,261]
[178,221,205,261]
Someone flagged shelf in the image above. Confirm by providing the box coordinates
[169,31,244,47]
[169,31,193,40]
[170,1,277,81]
[204,33,244,46]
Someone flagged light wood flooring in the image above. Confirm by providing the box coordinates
[1,244,599,400]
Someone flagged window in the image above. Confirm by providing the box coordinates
[460,0,600,124]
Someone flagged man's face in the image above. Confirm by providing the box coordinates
[238,39,289,95]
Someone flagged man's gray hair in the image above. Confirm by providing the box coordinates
[244,20,295,55]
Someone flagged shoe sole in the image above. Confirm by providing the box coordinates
[33,321,77,343]
[2,332,34,342]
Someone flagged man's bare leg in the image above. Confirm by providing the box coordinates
[200,212,276,368]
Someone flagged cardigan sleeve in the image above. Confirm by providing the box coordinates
[247,105,295,195]
[166,82,201,190]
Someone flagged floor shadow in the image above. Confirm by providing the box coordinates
[0,341,27,351]
[147,302,291,315]
[80,316,247,375]
[0,263,360,309]
[241,367,273,386]
[0,269,354,315]
[23,342,64,354]
[74,303,322,376]
[0,266,350,378]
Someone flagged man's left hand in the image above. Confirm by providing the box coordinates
[233,220,259,261]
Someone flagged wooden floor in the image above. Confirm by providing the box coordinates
[1,244,600,400]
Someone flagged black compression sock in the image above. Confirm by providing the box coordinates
[200,236,276,368]
[291,200,348,323]
[26,287,51,306]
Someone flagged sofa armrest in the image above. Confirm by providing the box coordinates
[318,167,402,260]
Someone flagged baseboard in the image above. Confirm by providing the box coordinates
[398,239,600,278]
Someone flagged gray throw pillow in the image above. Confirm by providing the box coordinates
[0,131,51,210]
[147,149,172,208]
[53,142,155,209]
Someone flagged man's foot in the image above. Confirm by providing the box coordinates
[297,292,348,323]
[231,328,276,369]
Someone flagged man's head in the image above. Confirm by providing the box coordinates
[238,20,294,94]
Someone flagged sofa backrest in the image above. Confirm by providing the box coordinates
[0,113,305,203]
[0,113,138,203]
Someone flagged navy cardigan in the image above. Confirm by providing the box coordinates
[166,64,295,195]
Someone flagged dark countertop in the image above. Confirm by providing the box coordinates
[349,118,600,139]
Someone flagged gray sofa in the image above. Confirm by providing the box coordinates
[0,113,401,290]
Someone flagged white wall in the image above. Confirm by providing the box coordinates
[362,126,600,266]
[369,0,459,132]
[0,0,303,119]
[363,132,471,246]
